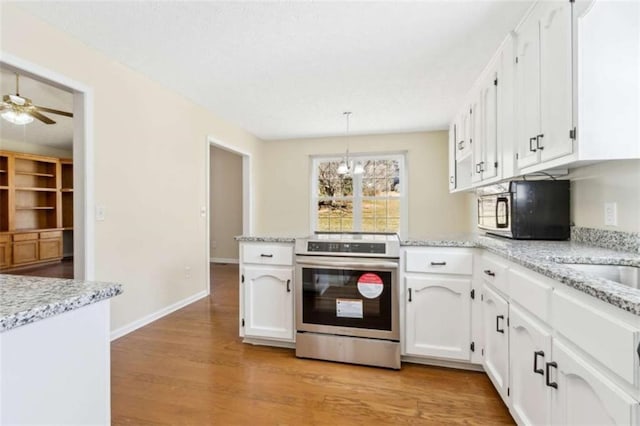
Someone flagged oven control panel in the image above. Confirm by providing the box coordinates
[307,241,386,254]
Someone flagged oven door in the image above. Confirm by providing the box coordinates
[295,256,399,341]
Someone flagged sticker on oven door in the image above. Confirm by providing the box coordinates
[336,299,363,318]
[357,273,384,299]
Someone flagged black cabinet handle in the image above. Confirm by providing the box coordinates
[534,350,545,375]
[545,362,558,388]
[484,269,495,277]
[479,161,485,172]
[496,315,505,333]
[286,279,291,292]
[529,137,538,152]
[260,253,274,258]
[475,163,481,174]
[408,288,412,302]
[536,134,545,150]
[458,140,465,150]
[430,261,447,266]
[449,176,454,184]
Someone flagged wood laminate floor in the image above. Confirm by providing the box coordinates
[7,258,74,279]
[111,263,514,425]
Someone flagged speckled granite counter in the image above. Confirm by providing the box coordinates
[235,235,297,243]
[402,234,640,315]
[0,275,123,332]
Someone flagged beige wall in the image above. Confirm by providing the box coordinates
[255,131,473,237]
[570,160,640,233]
[210,146,243,260]
[0,138,72,158]
[1,4,263,332]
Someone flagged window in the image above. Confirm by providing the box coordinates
[311,153,406,234]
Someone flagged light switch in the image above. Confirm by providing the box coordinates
[604,202,617,226]
[96,205,106,221]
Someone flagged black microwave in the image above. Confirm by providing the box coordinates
[477,180,570,240]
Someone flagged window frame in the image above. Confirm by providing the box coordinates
[310,152,408,237]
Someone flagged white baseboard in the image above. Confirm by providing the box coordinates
[110,290,209,341]
[210,257,239,264]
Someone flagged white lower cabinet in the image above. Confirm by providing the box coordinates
[405,276,471,361]
[242,266,294,341]
[509,303,552,426]
[551,339,639,425]
[482,283,510,403]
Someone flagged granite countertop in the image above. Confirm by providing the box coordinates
[403,234,640,315]
[0,275,123,333]
[235,235,297,243]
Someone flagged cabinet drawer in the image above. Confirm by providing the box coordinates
[242,244,293,266]
[405,249,472,275]
[479,254,509,295]
[508,268,552,323]
[13,232,38,242]
[552,289,639,387]
[0,234,9,243]
[40,230,62,239]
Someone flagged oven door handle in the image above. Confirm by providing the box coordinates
[295,259,399,269]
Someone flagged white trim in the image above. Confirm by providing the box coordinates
[0,52,94,279]
[210,257,239,264]
[109,290,209,341]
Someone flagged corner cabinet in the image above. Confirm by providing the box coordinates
[239,242,295,345]
[402,247,480,366]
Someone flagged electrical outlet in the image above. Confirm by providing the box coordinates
[604,202,618,226]
[184,266,192,279]
[96,205,106,221]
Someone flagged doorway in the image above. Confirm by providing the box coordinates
[206,137,251,295]
[0,54,93,280]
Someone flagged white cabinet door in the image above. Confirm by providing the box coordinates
[405,276,471,361]
[509,303,552,426]
[243,266,294,341]
[448,122,456,191]
[515,6,542,170]
[480,70,499,181]
[539,0,573,163]
[471,96,483,184]
[551,339,639,425]
[482,284,510,403]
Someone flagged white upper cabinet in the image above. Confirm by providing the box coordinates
[449,0,639,192]
[515,0,573,171]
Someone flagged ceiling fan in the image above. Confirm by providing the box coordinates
[0,73,73,125]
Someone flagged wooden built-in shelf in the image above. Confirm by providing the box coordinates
[0,186,8,190]
[16,206,56,210]
[15,187,59,192]
[15,171,55,178]
[61,188,74,193]
[0,170,7,173]
[62,227,74,231]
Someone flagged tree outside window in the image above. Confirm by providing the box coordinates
[313,154,405,233]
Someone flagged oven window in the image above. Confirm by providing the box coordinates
[301,267,392,331]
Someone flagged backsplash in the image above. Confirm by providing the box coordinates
[571,226,640,254]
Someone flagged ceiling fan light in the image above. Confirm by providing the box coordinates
[1,110,34,125]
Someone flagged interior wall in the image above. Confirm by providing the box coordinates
[210,146,242,261]
[0,138,72,158]
[569,159,640,233]
[255,131,474,237]
[1,4,264,333]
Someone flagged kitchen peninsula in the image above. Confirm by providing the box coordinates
[0,274,122,425]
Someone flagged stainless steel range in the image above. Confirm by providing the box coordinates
[294,232,401,369]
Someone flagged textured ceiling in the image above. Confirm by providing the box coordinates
[15,1,532,140]
[0,67,73,150]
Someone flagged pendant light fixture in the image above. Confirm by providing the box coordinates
[337,112,363,175]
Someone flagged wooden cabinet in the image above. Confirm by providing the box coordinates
[405,275,471,361]
[509,303,552,426]
[239,242,295,343]
[482,283,510,404]
[0,151,70,271]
